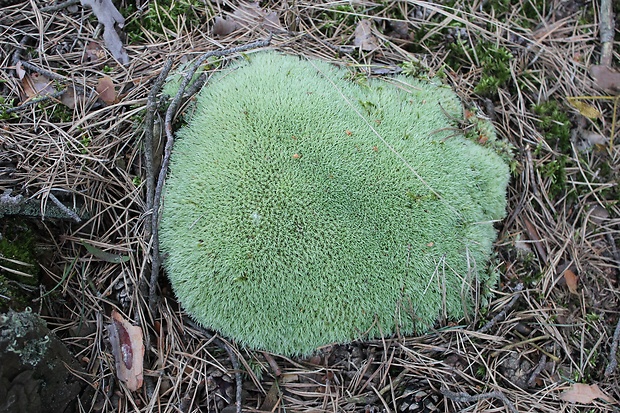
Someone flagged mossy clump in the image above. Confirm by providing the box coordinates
[0,218,40,312]
[0,309,92,413]
[159,52,510,355]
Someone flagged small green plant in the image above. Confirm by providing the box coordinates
[532,100,573,198]
[160,52,510,355]
[124,0,206,42]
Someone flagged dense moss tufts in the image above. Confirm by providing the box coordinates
[159,52,510,355]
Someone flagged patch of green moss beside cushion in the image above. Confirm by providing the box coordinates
[159,52,510,356]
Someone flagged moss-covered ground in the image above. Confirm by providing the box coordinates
[0,0,618,412]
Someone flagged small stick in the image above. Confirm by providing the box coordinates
[527,354,547,387]
[144,58,173,236]
[40,0,81,12]
[599,0,614,67]
[478,283,523,333]
[5,89,67,114]
[441,386,518,413]
[47,192,81,223]
[148,36,271,314]
[604,316,620,377]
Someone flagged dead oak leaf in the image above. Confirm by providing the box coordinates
[354,19,380,51]
[212,16,238,36]
[559,383,615,404]
[84,41,107,65]
[21,73,56,100]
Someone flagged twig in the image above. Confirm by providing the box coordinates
[148,36,271,315]
[441,386,518,413]
[40,0,81,12]
[0,189,84,221]
[605,316,620,377]
[19,60,70,82]
[5,89,67,114]
[478,283,524,333]
[599,0,614,67]
[184,318,244,413]
[144,58,173,237]
[527,354,547,387]
[48,192,81,223]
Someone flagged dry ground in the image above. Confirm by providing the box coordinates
[1,0,620,412]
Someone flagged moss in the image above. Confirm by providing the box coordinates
[531,101,573,198]
[0,219,39,282]
[0,218,40,312]
[160,52,510,355]
[124,0,207,42]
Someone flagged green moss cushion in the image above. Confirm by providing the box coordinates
[159,52,510,356]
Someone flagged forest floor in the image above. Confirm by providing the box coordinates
[1,0,620,412]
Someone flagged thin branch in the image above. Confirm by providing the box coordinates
[48,192,81,223]
[5,89,68,114]
[144,58,173,236]
[148,36,271,315]
[527,354,547,387]
[599,0,614,67]
[0,190,85,221]
[40,0,81,12]
[605,316,620,377]
[441,386,518,413]
[478,283,524,334]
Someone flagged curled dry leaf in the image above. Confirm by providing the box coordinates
[562,268,579,294]
[80,0,129,65]
[21,73,55,100]
[213,2,282,36]
[559,383,615,404]
[589,65,620,93]
[96,75,117,105]
[108,310,144,391]
[21,72,78,109]
[15,61,26,80]
[354,19,380,51]
[212,16,238,36]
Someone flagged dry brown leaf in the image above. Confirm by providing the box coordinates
[354,19,380,51]
[227,2,282,33]
[589,65,620,93]
[108,310,144,391]
[581,131,608,147]
[15,61,26,80]
[96,75,116,105]
[212,16,238,36]
[559,383,615,404]
[563,269,579,294]
[60,86,77,109]
[80,0,129,64]
[21,73,56,100]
